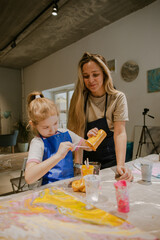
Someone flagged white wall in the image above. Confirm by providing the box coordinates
[0,67,21,134]
[23,0,160,141]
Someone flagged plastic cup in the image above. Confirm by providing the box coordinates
[84,174,100,203]
[114,180,130,213]
[141,162,153,182]
[89,162,101,175]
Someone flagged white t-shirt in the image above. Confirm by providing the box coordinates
[27,128,82,164]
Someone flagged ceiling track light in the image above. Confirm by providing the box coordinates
[52,0,59,16]
[11,40,16,49]
[0,0,59,54]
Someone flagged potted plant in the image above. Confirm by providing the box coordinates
[16,120,30,152]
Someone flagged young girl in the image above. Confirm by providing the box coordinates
[25,91,92,186]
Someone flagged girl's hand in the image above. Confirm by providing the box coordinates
[56,142,74,159]
[116,165,134,182]
[87,127,98,138]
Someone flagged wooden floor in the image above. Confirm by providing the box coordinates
[0,152,28,195]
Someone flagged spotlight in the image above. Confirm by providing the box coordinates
[52,0,59,16]
[11,40,16,48]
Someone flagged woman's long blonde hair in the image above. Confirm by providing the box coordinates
[67,52,118,136]
[27,91,59,134]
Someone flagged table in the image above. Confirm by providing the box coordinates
[0,154,160,240]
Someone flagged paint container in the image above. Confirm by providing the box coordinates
[86,129,107,151]
[141,161,153,183]
[81,164,94,177]
[89,162,101,175]
[74,163,82,176]
[114,180,130,213]
[84,174,100,203]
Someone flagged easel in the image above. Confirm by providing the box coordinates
[136,108,158,158]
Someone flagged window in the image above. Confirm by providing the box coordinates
[43,84,74,128]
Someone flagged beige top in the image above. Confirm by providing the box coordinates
[86,91,129,132]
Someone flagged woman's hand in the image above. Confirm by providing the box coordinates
[56,141,74,159]
[116,165,133,182]
[87,127,98,138]
[83,143,93,151]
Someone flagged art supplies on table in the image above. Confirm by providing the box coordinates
[133,161,160,178]
[0,186,157,240]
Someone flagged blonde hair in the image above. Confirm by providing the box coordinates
[27,91,59,134]
[67,52,118,136]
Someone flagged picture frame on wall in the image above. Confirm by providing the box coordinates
[107,59,116,73]
[147,67,160,93]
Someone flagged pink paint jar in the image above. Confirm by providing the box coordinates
[114,180,130,213]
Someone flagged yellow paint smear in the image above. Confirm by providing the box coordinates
[33,188,125,227]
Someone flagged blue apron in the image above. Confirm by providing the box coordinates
[83,93,116,169]
[41,131,74,185]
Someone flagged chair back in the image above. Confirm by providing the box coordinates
[0,130,19,147]
[22,157,28,171]
[10,157,42,193]
[15,157,28,191]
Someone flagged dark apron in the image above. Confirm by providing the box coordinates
[83,94,116,169]
[41,131,74,185]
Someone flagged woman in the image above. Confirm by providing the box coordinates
[68,52,133,181]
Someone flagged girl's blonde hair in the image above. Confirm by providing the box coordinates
[67,52,118,136]
[27,91,59,134]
